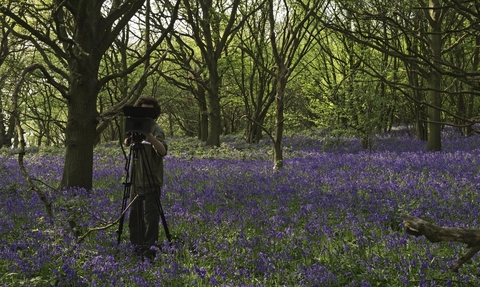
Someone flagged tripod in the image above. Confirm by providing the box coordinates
[117,135,171,259]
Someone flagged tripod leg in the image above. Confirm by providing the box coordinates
[139,194,146,260]
[129,194,146,246]
[155,192,172,242]
[117,145,134,246]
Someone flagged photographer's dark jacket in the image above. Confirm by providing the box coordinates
[132,123,167,189]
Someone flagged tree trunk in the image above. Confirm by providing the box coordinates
[426,2,443,151]
[464,94,474,136]
[61,63,99,190]
[246,89,275,144]
[56,0,150,189]
[197,85,208,142]
[412,70,427,141]
[58,2,104,189]
[2,111,15,147]
[426,74,442,151]
[415,100,428,141]
[405,39,428,141]
[273,65,288,170]
[246,116,265,144]
[206,67,222,147]
[0,104,6,148]
[463,35,480,136]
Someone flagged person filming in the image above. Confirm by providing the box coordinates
[123,96,168,260]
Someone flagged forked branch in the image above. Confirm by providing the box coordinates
[401,214,480,272]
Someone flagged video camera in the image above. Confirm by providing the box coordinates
[123,106,156,133]
[123,106,156,143]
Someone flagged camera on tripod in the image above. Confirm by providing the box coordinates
[123,106,156,144]
[117,105,172,249]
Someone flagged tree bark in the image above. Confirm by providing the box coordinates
[462,35,480,136]
[426,68,442,150]
[196,82,209,141]
[0,104,6,148]
[273,65,288,170]
[61,66,99,189]
[401,214,480,272]
[206,67,222,146]
[59,0,104,189]
[425,0,443,151]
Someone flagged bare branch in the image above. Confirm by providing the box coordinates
[11,65,56,223]
[77,195,139,244]
[401,214,480,272]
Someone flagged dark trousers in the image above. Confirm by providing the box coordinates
[128,187,160,249]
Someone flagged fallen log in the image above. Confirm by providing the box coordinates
[401,214,480,272]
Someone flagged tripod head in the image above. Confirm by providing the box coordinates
[126,132,146,145]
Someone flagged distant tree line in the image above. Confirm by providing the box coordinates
[0,0,479,189]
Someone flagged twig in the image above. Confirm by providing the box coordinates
[77,195,138,244]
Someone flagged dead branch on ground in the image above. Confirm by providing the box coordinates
[401,214,480,272]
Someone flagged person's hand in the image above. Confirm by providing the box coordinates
[144,133,166,156]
